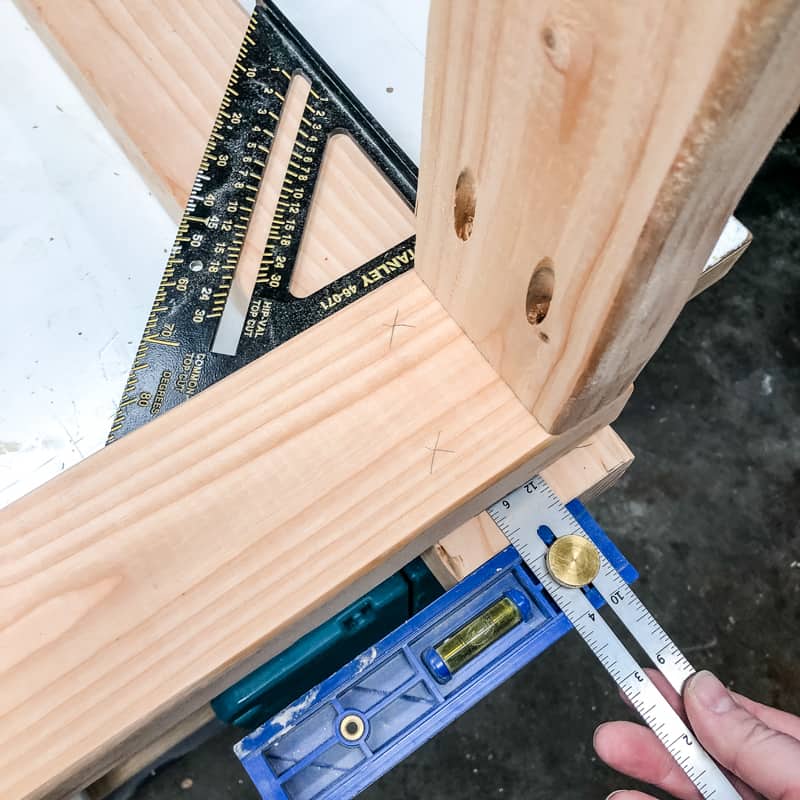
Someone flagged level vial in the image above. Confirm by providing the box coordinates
[424,590,533,682]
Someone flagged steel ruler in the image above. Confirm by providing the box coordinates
[488,477,741,800]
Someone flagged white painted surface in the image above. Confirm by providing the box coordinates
[0,0,429,509]
[0,1,175,506]
[267,0,428,163]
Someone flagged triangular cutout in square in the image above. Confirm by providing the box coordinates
[212,74,414,353]
[289,132,414,298]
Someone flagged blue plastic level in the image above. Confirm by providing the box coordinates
[235,501,636,800]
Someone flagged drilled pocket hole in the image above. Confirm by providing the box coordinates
[453,168,477,241]
[526,258,555,326]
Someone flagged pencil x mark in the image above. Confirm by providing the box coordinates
[383,309,415,350]
[425,431,455,474]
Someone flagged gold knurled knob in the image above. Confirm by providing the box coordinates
[546,534,600,588]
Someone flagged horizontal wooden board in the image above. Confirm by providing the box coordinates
[0,270,628,799]
[423,425,633,587]
[86,421,633,799]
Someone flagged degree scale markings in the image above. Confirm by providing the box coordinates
[487,477,741,800]
[108,4,417,443]
[109,11,274,438]
[255,69,327,295]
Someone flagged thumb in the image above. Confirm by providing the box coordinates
[685,670,800,800]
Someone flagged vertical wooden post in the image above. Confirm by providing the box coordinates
[416,0,800,433]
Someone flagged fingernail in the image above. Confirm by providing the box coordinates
[688,670,736,713]
[593,722,609,747]
[606,792,625,800]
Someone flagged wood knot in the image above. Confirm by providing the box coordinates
[453,168,477,241]
[541,23,571,73]
[526,258,555,326]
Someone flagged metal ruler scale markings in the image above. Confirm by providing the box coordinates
[488,476,740,800]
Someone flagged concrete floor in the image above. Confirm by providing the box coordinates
[131,124,800,800]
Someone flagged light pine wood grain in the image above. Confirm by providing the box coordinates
[10,3,633,795]
[416,0,800,434]
[11,2,769,796]
[0,270,629,799]
[14,0,244,217]
[90,425,632,798]
[87,422,632,800]
[423,425,633,587]
[14,0,745,309]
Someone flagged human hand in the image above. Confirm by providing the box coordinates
[594,669,800,799]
